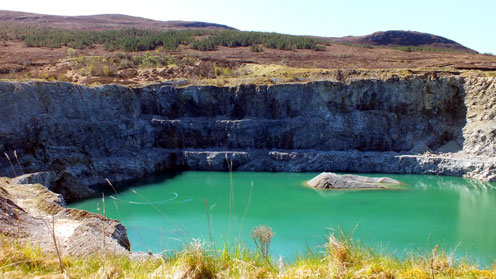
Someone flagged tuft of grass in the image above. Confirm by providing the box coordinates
[484,71,496,77]
[172,239,217,279]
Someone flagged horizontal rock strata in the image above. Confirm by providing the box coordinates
[0,77,495,200]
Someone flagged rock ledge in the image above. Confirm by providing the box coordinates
[0,174,130,256]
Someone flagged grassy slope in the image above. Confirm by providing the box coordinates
[1,234,495,279]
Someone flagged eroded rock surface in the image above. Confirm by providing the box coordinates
[0,175,130,256]
[306,172,402,189]
[0,77,495,200]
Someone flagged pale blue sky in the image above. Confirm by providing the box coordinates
[2,0,495,54]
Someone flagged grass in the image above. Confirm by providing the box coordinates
[6,57,482,86]
[1,231,495,279]
[195,64,471,87]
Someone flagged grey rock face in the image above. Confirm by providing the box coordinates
[141,80,465,152]
[0,77,495,200]
[462,77,496,155]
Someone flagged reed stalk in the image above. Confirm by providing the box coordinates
[4,152,17,177]
[238,181,254,241]
[430,244,439,279]
[13,150,24,175]
[101,193,108,255]
[204,199,214,245]
[225,153,236,243]
[43,216,64,273]
[106,178,144,250]
[131,189,188,237]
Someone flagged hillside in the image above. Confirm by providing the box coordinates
[0,10,495,86]
[0,10,235,31]
[0,11,473,52]
[332,30,475,52]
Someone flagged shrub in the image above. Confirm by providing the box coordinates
[250,44,263,52]
[66,48,76,57]
[103,66,112,76]
[250,226,274,260]
[190,39,217,51]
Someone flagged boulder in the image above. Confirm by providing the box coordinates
[306,172,403,189]
[435,140,463,154]
[118,68,138,78]
[0,177,130,256]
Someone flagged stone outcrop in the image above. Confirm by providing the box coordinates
[306,172,402,189]
[0,77,495,200]
[462,77,496,156]
[0,175,130,255]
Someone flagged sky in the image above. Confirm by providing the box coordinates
[1,0,495,54]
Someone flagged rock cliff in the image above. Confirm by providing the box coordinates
[0,77,495,200]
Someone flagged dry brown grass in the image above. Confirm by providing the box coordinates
[1,38,495,86]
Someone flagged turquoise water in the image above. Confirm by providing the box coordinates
[70,171,496,265]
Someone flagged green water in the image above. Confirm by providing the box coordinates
[70,171,496,265]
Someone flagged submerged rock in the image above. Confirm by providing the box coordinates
[306,172,403,189]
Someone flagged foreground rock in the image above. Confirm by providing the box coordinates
[0,174,130,256]
[306,172,403,189]
[0,77,495,200]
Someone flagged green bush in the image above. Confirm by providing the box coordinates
[191,30,327,51]
[190,39,217,51]
[250,44,263,52]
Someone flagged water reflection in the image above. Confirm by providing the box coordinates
[457,185,496,264]
[411,175,496,264]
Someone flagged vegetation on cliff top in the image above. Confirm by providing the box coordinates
[1,19,495,86]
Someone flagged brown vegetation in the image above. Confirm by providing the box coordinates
[0,10,495,86]
[1,39,496,86]
[1,11,496,86]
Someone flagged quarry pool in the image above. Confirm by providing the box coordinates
[70,171,496,265]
